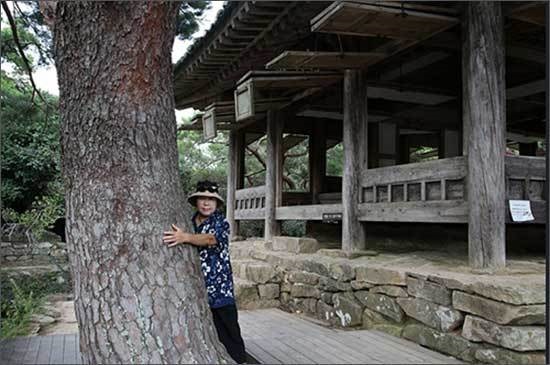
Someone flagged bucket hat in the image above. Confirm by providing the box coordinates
[187,180,224,207]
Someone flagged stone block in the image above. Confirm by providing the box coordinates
[258,284,279,299]
[475,348,546,365]
[406,277,451,305]
[462,315,545,352]
[371,285,408,298]
[329,261,355,282]
[316,300,335,323]
[318,276,352,292]
[280,281,292,293]
[37,242,53,249]
[272,236,319,253]
[289,298,317,315]
[290,283,320,298]
[332,292,363,327]
[397,297,463,332]
[350,280,374,290]
[317,248,378,259]
[453,291,545,325]
[355,266,407,286]
[365,293,405,323]
[353,290,369,306]
[245,262,277,284]
[320,292,333,305]
[362,308,398,328]
[403,323,481,362]
[287,270,320,285]
[300,258,331,277]
[234,278,259,307]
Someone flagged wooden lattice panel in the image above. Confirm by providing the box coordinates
[266,51,387,70]
[311,1,458,41]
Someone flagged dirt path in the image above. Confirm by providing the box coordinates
[40,298,78,335]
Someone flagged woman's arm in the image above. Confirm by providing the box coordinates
[163,224,217,248]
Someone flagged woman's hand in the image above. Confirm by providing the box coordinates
[163,224,189,247]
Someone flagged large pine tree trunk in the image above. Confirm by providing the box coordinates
[54,3,231,363]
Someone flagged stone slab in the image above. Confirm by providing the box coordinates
[371,285,408,298]
[406,276,451,306]
[462,315,546,352]
[403,323,482,362]
[365,293,404,323]
[397,297,463,332]
[453,291,545,325]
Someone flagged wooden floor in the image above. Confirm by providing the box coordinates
[0,308,462,364]
[240,309,462,364]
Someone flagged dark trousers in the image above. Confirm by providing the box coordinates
[211,305,247,363]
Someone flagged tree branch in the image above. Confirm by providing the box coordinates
[1,1,47,104]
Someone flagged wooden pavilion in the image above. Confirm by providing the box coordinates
[175,1,547,269]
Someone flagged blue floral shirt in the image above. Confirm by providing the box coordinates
[192,210,236,308]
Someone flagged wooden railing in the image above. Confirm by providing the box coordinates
[233,156,546,223]
[505,156,546,223]
[505,156,546,201]
[360,156,466,203]
[234,186,266,220]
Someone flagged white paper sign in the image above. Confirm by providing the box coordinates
[509,200,535,222]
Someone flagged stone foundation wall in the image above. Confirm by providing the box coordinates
[1,227,68,264]
[231,237,546,365]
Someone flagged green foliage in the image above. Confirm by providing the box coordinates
[0,2,53,74]
[326,142,343,176]
[176,1,211,41]
[0,270,71,338]
[281,221,306,237]
[1,73,62,217]
[0,278,44,339]
[2,180,64,240]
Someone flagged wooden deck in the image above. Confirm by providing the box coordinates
[240,309,462,364]
[0,308,462,364]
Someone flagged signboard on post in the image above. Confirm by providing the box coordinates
[202,108,217,141]
[509,200,535,222]
[322,212,342,224]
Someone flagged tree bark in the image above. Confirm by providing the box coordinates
[54,3,232,363]
[462,1,506,270]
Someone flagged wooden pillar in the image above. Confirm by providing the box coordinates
[226,130,243,239]
[309,121,327,203]
[463,2,506,269]
[265,110,283,241]
[342,70,368,251]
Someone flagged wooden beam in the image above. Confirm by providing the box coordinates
[264,110,283,240]
[463,2,506,270]
[227,131,240,238]
[367,86,455,105]
[342,69,368,251]
[266,51,387,70]
[506,79,545,99]
[311,1,458,40]
[309,122,327,203]
[379,51,449,81]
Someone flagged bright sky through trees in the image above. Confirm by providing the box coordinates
[7,1,225,123]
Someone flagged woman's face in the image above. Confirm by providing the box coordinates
[196,197,217,217]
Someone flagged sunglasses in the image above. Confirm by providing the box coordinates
[197,182,219,193]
